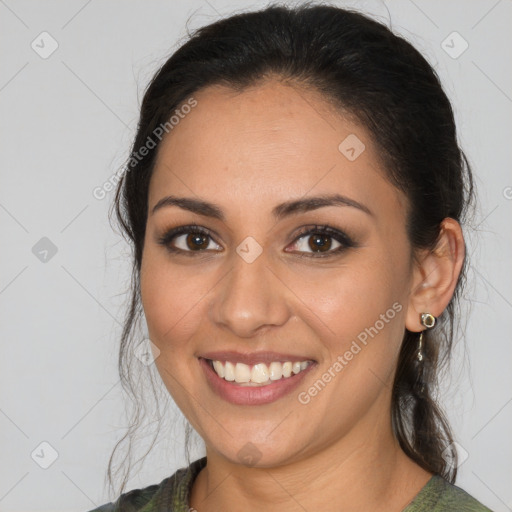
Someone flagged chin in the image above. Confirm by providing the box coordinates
[205,430,309,469]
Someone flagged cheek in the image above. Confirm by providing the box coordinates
[289,257,404,337]
[139,249,211,426]
[140,248,207,351]
[141,274,185,336]
[287,256,409,421]
[286,250,411,400]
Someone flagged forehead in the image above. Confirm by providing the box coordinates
[149,80,405,220]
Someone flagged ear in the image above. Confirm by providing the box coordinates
[405,218,465,332]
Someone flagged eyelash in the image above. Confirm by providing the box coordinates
[156,223,356,259]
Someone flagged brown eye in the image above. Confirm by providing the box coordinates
[185,233,211,251]
[290,232,342,254]
[158,224,354,258]
[157,225,223,255]
[285,225,355,258]
[308,234,333,252]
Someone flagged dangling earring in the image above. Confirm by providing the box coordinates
[417,312,436,362]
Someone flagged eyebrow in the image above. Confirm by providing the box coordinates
[151,193,373,220]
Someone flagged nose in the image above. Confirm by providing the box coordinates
[208,248,291,338]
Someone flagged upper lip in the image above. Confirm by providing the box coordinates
[199,351,315,366]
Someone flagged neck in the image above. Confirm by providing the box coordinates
[189,409,433,512]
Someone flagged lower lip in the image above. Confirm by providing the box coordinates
[199,358,315,406]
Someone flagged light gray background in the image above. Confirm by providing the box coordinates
[1,1,511,511]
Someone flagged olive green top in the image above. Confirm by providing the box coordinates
[88,457,493,511]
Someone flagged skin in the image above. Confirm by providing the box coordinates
[140,79,465,511]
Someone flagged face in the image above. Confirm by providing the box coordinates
[140,79,415,468]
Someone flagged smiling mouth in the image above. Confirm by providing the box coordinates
[205,358,313,386]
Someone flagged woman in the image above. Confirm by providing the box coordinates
[90,3,492,511]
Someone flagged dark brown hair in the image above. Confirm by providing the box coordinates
[107,1,474,498]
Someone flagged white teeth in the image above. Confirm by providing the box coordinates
[210,359,311,384]
[234,362,251,383]
[269,361,283,380]
[251,363,269,383]
[282,362,292,378]
[224,361,235,381]
[213,360,225,378]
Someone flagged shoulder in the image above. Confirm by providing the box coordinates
[85,457,207,512]
[435,477,494,512]
[85,479,167,512]
[406,475,494,512]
